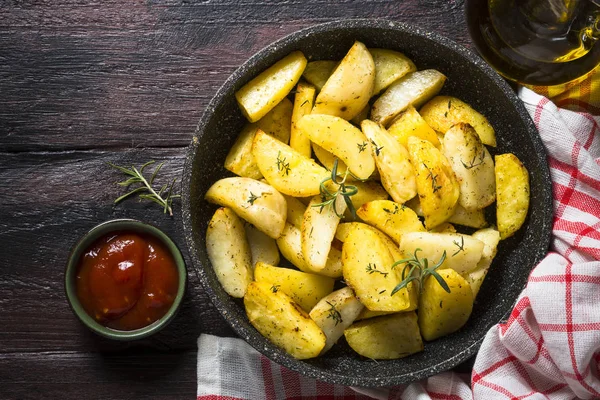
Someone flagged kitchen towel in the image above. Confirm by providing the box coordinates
[197,87,600,399]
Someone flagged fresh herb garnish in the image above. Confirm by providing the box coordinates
[357,141,368,153]
[270,284,280,293]
[370,139,384,156]
[461,149,486,170]
[423,162,442,193]
[390,249,450,295]
[452,236,465,256]
[108,161,180,216]
[326,301,343,326]
[276,151,291,176]
[247,192,260,205]
[312,159,361,219]
[366,263,388,277]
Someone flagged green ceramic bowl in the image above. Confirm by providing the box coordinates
[64,219,187,340]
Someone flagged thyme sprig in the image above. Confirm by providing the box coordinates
[461,149,486,170]
[108,160,180,216]
[326,301,343,326]
[312,159,361,219]
[390,249,450,296]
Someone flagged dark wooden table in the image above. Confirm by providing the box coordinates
[0,1,472,398]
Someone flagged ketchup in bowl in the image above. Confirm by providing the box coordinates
[75,231,179,331]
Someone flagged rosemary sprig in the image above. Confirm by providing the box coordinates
[311,159,361,219]
[107,160,180,217]
[390,249,450,296]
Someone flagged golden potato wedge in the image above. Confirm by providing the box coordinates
[443,123,495,210]
[244,281,326,359]
[344,312,423,359]
[302,60,337,91]
[312,41,375,120]
[407,136,460,229]
[254,262,334,312]
[387,105,440,148]
[205,177,286,239]
[361,119,417,204]
[420,96,496,147]
[418,269,474,341]
[309,287,364,353]
[312,143,353,179]
[283,194,306,229]
[302,195,346,271]
[399,231,484,275]
[342,224,418,312]
[405,197,487,229]
[235,51,307,122]
[276,223,343,278]
[428,222,457,233]
[343,181,389,218]
[290,82,316,158]
[206,208,253,298]
[224,99,294,179]
[335,222,403,261]
[495,153,530,240]
[356,200,425,244]
[371,69,446,126]
[298,114,375,180]
[244,223,280,267]
[354,308,394,321]
[369,48,417,96]
[224,124,264,179]
[252,129,329,197]
[466,227,501,298]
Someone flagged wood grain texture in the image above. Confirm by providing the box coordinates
[0,0,474,397]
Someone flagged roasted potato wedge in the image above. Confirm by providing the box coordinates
[312,41,375,120]
[254,262,334,312]
[428,222,457,233]
[302,60,337,91]
[206,208,253,298]
[443,123,495,210]
[361,119,417,204]
[356,200,425,244]
[418,269,474,341]
[283,194,306,229]
[495,153,530,239]
[236,51,307,122]
[465,227,501,298]
[205,177,286,239]
[420,95,496,147]
[298,114,376,179]
[399,231,484,275]
[225,99,294,179]
[342,224,418,312]
[354,308,394,321]
[407,136,460,229]
[336,221,403,261]
[344,312,423,359]
[290,82,316,157]
[309,287,364,353]
[406,196,487,229]
[244,281,326,359]
[302,195,346,271]
[244,223,280,267]
[387,105,440,148]
[252,129,329,197]
[371,69,446,126]
[369,48,417,95]
[276,223,343,278]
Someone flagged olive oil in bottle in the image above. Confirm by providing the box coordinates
[466,0,600,86]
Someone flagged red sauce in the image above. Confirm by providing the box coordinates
[76,231,179,331]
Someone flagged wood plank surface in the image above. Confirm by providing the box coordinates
[0,1,473,398]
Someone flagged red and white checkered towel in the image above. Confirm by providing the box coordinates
[197,87,600,400]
